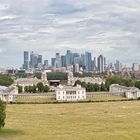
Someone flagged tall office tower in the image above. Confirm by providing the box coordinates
[115,60,122,72]
[38,55,43,68]
[55,53,61,68]
[93,57,97,71]
[61,55,66,67]
[71,53,80,65]
[97,54,104,73]
[74,56,81,65]
[81,54,86,69]
[132,63,139,72]
[23,51,29,70]
[66,50,71,66]
[85,52,92,72]
[38,55,42,64]
[30,51,34,69]
[30,51,39,69]
[104,57,107,72]
[44,60,49,69]
[51,58,56,68]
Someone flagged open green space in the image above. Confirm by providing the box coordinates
[0,101,140,140]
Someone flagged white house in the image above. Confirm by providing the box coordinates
[56,85,86,101]
[109,84,140,99]
[0,86,18,102]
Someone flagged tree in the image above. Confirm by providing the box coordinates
[81,82,87,88]
[0,74,14,86]
[44,85,50,93]
[32,85,37,93]
[0,100,6,130]
[86,83,94,92]
[100,83,106,91]
[17,85,23,93]
[74,80,82,86]
[24,86,29,93]
[37,82,44,92]
[93,83,100,92]
[135,81,140,89]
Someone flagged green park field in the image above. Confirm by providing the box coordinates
[0,101,140,140]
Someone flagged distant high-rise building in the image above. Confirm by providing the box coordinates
[44,60,49,69]
[81,54,86,70]
[132,63,139,72]
[55,53,61,68]
[38,55,43,68]
[30,51,41,69]
[23,51,29,70]
[97,55,104,73]
[66,50,71,67]
[85,52,92,72]
[61,55,66,67]
[115,60,122,72]
[51,58,56,68]
[38,55,42,64]
[74,56,81,65]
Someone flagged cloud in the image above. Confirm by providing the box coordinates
[0,0,140,67]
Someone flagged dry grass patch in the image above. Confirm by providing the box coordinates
[1,101,140,140]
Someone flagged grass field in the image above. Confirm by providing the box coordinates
[0,101,140,140]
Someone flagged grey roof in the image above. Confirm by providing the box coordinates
[110,84,140,91]
[56,85,85,91]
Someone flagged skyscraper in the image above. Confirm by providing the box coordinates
[23,51,29,70]
[115,60,122,72]
[97,55,104,73]
[61,55,66,67]
[30,51,41,69]
[66,50,71,66]
[44,60,49,69]
[55,53,61,68]
[51,58,56,68]
[85,52,92,72]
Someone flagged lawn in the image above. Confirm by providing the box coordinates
[0,101,140,140]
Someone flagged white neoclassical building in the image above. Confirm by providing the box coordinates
[56,85,86,101]
[110,84,140,99]
[0,86,18,102]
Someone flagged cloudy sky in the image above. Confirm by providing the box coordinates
[0,0,140,68]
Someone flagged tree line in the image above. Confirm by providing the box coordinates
[0,74,14,87]
[0,100,6,130]
[74,76,140,92]
[18,82,50,93]
[74,80,106,92]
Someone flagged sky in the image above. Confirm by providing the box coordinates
[0,0,140,68]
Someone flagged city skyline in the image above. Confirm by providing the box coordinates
[0,0,140,67]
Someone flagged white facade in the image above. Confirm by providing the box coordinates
[0,86,18,102]
[110,84,140,99]
[56,85,86,101]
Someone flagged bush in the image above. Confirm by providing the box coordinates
[0,100,6,130]
[0,74,13,86]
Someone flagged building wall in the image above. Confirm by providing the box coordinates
[56,89,86,101]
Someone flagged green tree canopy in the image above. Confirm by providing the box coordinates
[0,100,6,130]
[37,82,44,92]
[0,74,13,86]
